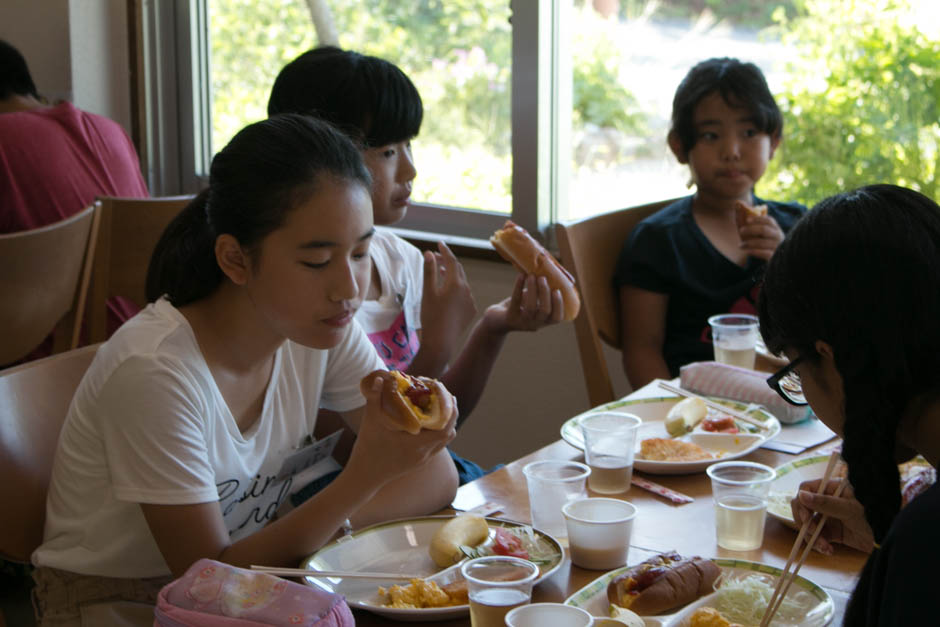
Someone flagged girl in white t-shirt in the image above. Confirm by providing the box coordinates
[268,47,566,484]
[30,114,458,623]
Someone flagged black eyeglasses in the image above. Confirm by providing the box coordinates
[766,355,808,406]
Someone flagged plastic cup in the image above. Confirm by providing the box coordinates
[522,460,590,538]
[505,602,594,627]
[708,313,760,370]
[562,497,637,570]
[578,412,642,494]
[706,461,776,551]
[461,556,539,627]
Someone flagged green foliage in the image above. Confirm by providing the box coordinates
[761,0,940,205]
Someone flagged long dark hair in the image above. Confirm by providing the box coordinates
[145,114,371,305]
[759,184,940,546]
[671,57,782,153]
[267,46,422,147]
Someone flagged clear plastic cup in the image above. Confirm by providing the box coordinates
[461,556,539,627]
[522,460,590,537]
[707,460,776,551]
[708,313,760,370]
[578,412,642,494]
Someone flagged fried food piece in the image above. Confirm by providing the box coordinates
[639,438,713,462]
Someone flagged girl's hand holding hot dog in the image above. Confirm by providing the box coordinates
[352,371,457,476]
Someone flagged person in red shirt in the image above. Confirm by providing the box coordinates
[0,39,149,233]
[0,40,150,352]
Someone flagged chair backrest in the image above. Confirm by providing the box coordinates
[0,204,99,364]
[87,195,194,342]
[555,198,677,407]
[0,343,100,562]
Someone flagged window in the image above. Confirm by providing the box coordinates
[143,0,939,239]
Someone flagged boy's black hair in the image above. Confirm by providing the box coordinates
[670,57,782,152]
[0,39,39,100]
[267,46,422,148]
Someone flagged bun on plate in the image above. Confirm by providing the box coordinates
[733,201,768,227]
[607,551,720,615]
[489,220,581,321]
[360,370,452,434]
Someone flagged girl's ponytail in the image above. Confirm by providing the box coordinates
[146,189,222,305]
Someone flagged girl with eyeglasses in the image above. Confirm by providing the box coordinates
[758,184,940,625]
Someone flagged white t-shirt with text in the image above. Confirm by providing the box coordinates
[32,298,383,578]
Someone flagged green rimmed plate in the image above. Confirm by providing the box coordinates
[565,557,834,626]
[300,515,563,622]
[767,455,831,529]
[560,396,781,475]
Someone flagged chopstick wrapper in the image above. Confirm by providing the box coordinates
[679,361,812,425]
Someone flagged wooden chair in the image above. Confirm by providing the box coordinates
[0,343,100,562]
[87,195,194,342]
[0,204,99,365]
[555,198,677,408]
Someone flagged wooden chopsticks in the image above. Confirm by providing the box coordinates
[656,380,770,430]
[759,451,845,627]
[250,565,423,580]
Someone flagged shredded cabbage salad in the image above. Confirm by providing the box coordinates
[715,574,812,626]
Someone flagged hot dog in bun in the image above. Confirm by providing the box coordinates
[361,370,453,434]
[733,200,768,228]
[489,220,581,321]
[607,551,720,615]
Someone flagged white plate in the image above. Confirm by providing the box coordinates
[300,515,563,621]
[767,455,830,529]
[565,558,834,626]
[560,397,781,475]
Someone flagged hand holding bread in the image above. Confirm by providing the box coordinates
[490,220,581,321]
[360,370,455,434]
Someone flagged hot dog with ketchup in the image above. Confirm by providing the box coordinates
[607,551,720,615]
[489,220,581,321]
[361,370,453,434]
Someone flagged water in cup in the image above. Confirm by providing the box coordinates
[708,314,759,370]
[713,342,756,369]
[586,455,633,494]
[714,494,768,551]
[578,412,641,495]
[468,587,529,627]
[707,460,775,552]
[461,556,539,627]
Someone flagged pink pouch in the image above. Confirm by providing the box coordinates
[154,559,354,626]
[679,360,811,424]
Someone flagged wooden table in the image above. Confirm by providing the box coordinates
[354,384,866,625]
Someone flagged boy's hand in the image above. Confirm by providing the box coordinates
[739,214,785,261]
[483,274,564,335]
[421,242,477,359]
[790,478,875,555]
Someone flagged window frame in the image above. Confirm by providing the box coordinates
[140,0,571,243]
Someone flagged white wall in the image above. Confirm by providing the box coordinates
[0,0,133,133]
[448,256,633,468]
[0,0,72,102]
[69,0,133,130]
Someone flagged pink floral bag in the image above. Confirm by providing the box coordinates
[154,559,354,626]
